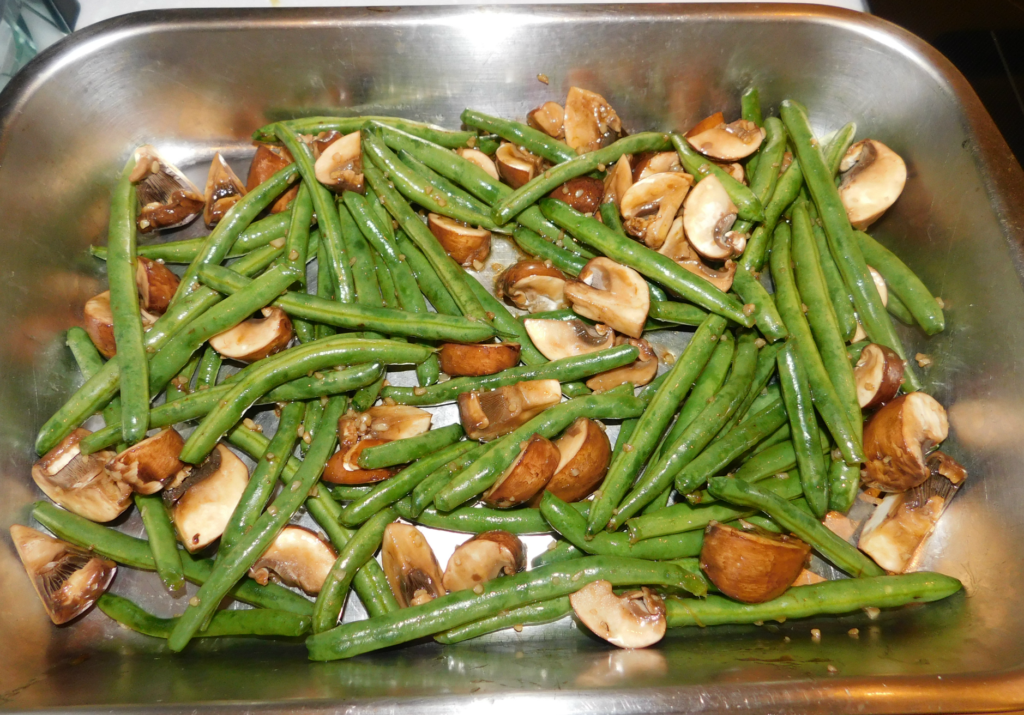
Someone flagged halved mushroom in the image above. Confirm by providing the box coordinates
[620,172,693,249]
[427,213,491,266]
[381,522,445,607]
[868,265,888,306]
[570,580,666,649]
[862,392,949,492]
[438,342,521,377]
[564,258,649,338]
[838,139,907,229]
[10,525,116,625]
[135,257,180,315]
[107,428,186,495]
[32,429,131,523]
[458,379,562,442]
[83,291,157,358]
[170,444,249,551]
[322,437,396,485]
[249,525,338,595]
[313,131,364,194]
[203,153,246,226]
[854,343,904,409]
[457,148,499,180]
[442,531,525,592]
[700,521,811,603]
[685,113,765,162]
[564,87,622,153]
[660,217,737,292]
[247,144,297,213]
[523,318,615,361]
[682,175,746,260]
[484,434,561,508]
[496,261,568,313]
[340,405,433,443]
[548,176,604,214]
[543,417,611,502]
[586,337,658,392]
[602,156,633,207]
[130,145,204,232]
[632,152,682,182]
[527,101,565,139]
[208,306,293,363]
[496,143,545,189]
[715,161,746,185]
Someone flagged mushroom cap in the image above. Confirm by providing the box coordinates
[632,151,682,183]
[686,116,765,162]
[172,444,250,552]
[442,530,525,592]
[602,156,633,207]
[203,152,247,227]
[682,175,745,260]
[543,417,612,502]
[838,139,907,230]
[456,148,499,180]
[209,306,294,363]
[427,213,491,267]
[496,143,544,189]
[564,87,622,153]
[620,172,693,249]
[250,525,338,595]
[457,379,562,442]
[130,145,204,233]
[322,437,396,485]
[438,342,522,377]
[564,257,650,339]
[523,318,615,362]
[570,580,667,649]
[107,428,186,495]
[548,177,604,214]
[496,261,568,313]
[527,101,565,139]
[659,217,737,292]
[382,522,446,607]
[484,434,561,508]
[83,291,154,359]
[32,429,131,523]
[136,257,180,316]
[247,144,297,214]
[863,392,949,492]
[700,521,811,603]
[854,343,905,409]
[585,337,658,392]
[313,130,364,194]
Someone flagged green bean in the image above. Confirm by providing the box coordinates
[745,117,786,213]
[279,183,313,269]
[776,343,828,516]
[741,86,763,128]
[435,596,571,644]
[750,424,791,457]
[409,444,487,517]
[561,382,592,398]
[671,134,765,223]
[465,275,547,365]
[512,225,587,276]
[133,494,184,592]
[461,109,576,164]
[715,342,783,440]
[685,437,820,506]
[313,507,397,634]
[810,217,858,340]
[252,116,499,153]
[707,477,884,577]
[739,161,804,274]
[398,150,493,215]
[393,232,461,316]
[396,498,562,534]
[847,341,870,363]
[193,346,221,392]
[531,540,583,568]
[886,291,916,325]
[856,231,944,334]
[647,300,709,326]
[66,326,127,429]
[306,555,704,660]
[327,485,374,501]
[732,268,788,342]
[372,249,399,308]
[165,355,198,403]
[358,424,466,469]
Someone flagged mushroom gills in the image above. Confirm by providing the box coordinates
[563,257,650,339]
[457,379,562,442]
[250,525,338,595]
[570,580,666,649]
[442,531,525,592]
[682,174,746,260]
[496,261,568,313]
[130,145,204,232]
[32,429,131,523]
[619,172,693,249]
[203,153,247,226]
[523,318,615,361]
[381,523,446,607]
[659,217,736,292]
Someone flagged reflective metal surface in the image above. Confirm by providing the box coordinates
[1,4,1024,712]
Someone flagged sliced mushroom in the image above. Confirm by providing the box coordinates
[438,342,521,377]
[135,257,180,315]
[495,142,545,189]
[791,569,827,587]
[322,437,396,485]
[570,580,666,648]
[862,393,949,492]
[381,522,445,607]
[527,101,565,139]
[130,145,204,232]
[313,131,364,194]
[523,318,615,361]
[548,176,604,214]
[495,261,568,313]
[602,156,633,207]
[32,429,131,523]
[107,428,186,495]
[442,531,525,592]
[685,114,765,162]
[171,444,249,552]
[203,153,246,227]
[868,265,888,306]
[620,172,693,249]
[208,306,294,363]
[715,161,746,185]
[838,139,907,229]
[682,175,746,260]
[427,213,491,266]
[340,405,433,443]
[564,87,622,153]
[564,258,650,339]
[854,343,904,409]
[700,521,811,603]
[249,525,338,595]
[632,152,682,183]
[458,379,562,442]
[658,217,736,291]
[457,148,499,180]
[83,291,157,358]
[483,434,561,508]
[543,417,611,502]
[247,144,297,213]
[586,337,658,392]
[10,525,116,625]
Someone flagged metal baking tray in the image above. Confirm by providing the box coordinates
[3,4,1024,712]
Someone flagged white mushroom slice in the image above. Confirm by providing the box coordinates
[838,139,907,229]
[686,115,765,162]
[868,265,888,306]
[659,217,737,292]
[586,336,658,392]
[427,213,491,266]
[171,444,249,552]
[130,145,204,232]
[564,87,622,153]
[717,161,746,184]
[358,405,433,442]
[381,523,445,607]
[495,143,544,189]
[632,152,682,182]
[602,155,633,207]
[523,318,615,361]
[682,175,745,260]
[250,525,337,595]
[83,291,157,359]
[496,260,568,313]
[457,148,499,180]
[854,343,905,409]
[107,428,186,495]
[527,102,565,139]
[442,531,525,592]
[209,306,294,363]
[203,153,246,227]
[458,379,562,442]
[313,131,364,194]
[570,580,666,649]
[564,257,650,338]
[32,429,131,523]
[11,525,116,625]
[620,172,693,249]
[862,393,949,492]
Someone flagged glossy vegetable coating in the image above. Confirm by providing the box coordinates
[777,342,828,517]
[435,596,573,644]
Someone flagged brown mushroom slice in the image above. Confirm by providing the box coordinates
[632,151,682,182]
[495,142,544,189]
[439,342,521,377]
[602,156,633,207]
[249,525,338,595]
[700,521,811,603]
[107,428,186,495]
[527,101,565,139]
[659,217,737,292]
[322,437,396,485]
[685,115,765,162]
[313,131,364,194]
[427,213,491,266]
[563,87,622,153]
[171,444,249,552]
[442,531,525,592]
[32,429,131,523]
[483,434,560,508]
[862,392,949,492]
[586,337,658,392]
[570,580,666,648]
[456,148,499,180]
[208,306,293,363]
[83,291,157,359]
[203,153,246,227]
[247,144,297,213]
[496,261,568,313]
[868,265,888,306]
[523,318,615,361]
[458,379,562,442]
[548,176,604,214]
[130,145,204,233]
[854,343,904,409]
[620,172,693,249]
[564,258,650,339]
[358,405,433,442]
[381,522,445,607]
[838,139,907,230]
[682,175,746,260]
[544,417,612,502]
[10,525,116,625]
[135,257,180,315]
